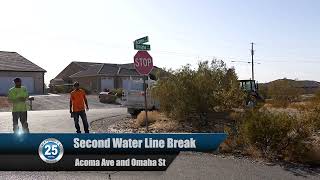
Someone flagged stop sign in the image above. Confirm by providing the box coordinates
[134,51,153,75]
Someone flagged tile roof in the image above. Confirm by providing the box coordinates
[67,61,163,78]
[69,64,104,78]
[0,51,46,72]
[98,64,120,75]
[118,68,140,76]
[73,61,102,69]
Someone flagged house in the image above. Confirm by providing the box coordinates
[50,61,166,93]
[0,51,46,95]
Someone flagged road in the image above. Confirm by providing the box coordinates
[0,108,319,180]
[0,94,121,112]
[0,108,127,133]
[0,152,319,180]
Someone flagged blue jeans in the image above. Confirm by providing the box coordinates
[73,110,89,133]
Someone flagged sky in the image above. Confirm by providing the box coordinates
[0,0,319,84]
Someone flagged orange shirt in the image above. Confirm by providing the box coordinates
[70,89,86,112]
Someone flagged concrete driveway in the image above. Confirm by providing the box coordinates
[0,94,121,112]
[0,108,127,133]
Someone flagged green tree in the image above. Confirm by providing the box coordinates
[152,59,245,126]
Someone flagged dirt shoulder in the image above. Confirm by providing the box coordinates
[90,113,223,133]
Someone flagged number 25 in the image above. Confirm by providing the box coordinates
[44,144,58,156]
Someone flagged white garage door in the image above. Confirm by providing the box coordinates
[0,77,34,95]
[101,78,114,91]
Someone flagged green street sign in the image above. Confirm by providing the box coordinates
[134,44,151,51]
[134,36,150,51]
[134,36,149,45]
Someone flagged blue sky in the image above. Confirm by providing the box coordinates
[0,0,319,84]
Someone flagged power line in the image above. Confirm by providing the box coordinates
[231,60,261,64]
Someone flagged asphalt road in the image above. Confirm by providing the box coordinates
[0,152,319,180]
[0,109,319,180]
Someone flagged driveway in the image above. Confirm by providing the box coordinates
[0,108,127,133]
[0,94,121,112]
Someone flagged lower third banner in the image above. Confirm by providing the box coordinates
[0,133,227,171]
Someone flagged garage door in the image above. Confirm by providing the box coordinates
[101,78,114,91]
[0,77,34,95]
[122,80,130,90]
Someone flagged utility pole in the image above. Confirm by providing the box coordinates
[251,42,255,80]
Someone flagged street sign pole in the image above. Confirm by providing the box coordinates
[133,37,153,133]
[143,75,149,132]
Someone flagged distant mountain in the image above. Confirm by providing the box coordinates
[260,78,320,94]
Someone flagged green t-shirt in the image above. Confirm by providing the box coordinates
[8,86,29,112]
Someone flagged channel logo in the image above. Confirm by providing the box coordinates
[38,138,64,164]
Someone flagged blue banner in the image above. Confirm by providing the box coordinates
[0,133,227,171]
[0,133,226,153]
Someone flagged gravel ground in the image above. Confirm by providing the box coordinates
[89,116,320,180]
[90,115,131,133]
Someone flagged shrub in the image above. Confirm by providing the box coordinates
[267,79,302,107]
[303,104,320,131]
[311,90,320,105]
[111,88,123,98]
[49,85,71,94]
[258,84,269,99]
[152,59,245,126]
[135,111,160,127]
[81,87,91,95]
[239,108,313,162]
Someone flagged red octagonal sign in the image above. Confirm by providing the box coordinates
[134,51,153,75]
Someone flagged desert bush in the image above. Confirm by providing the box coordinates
[54,85,65,93]
[49,85,71,94]
[152,59,245,126]
[258,84,269,99]
[311,90,320,105]
[79,87,91,94]
[267,79,302,107]
[135,111,160,127]
[303,104,320,131]
[239,108,313,162]
[111,88,123,98]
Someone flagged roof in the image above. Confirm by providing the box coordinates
[69,64,104,78]
[0,51,46,72]
[73,61,102,69]
[69,62,163,78]
[99,64,120,75]
[119,63,135,69]
[118,68,140,76]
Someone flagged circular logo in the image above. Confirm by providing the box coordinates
[38,138,64,164]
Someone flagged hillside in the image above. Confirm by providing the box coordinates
[260,78,320,94]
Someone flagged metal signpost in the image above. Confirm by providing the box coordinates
[133,36,153,132]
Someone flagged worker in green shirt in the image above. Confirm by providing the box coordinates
[7,78,30,133]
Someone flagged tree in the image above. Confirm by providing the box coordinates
[152,59,245,125]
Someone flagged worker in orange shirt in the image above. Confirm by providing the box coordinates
[69,82,89,133]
